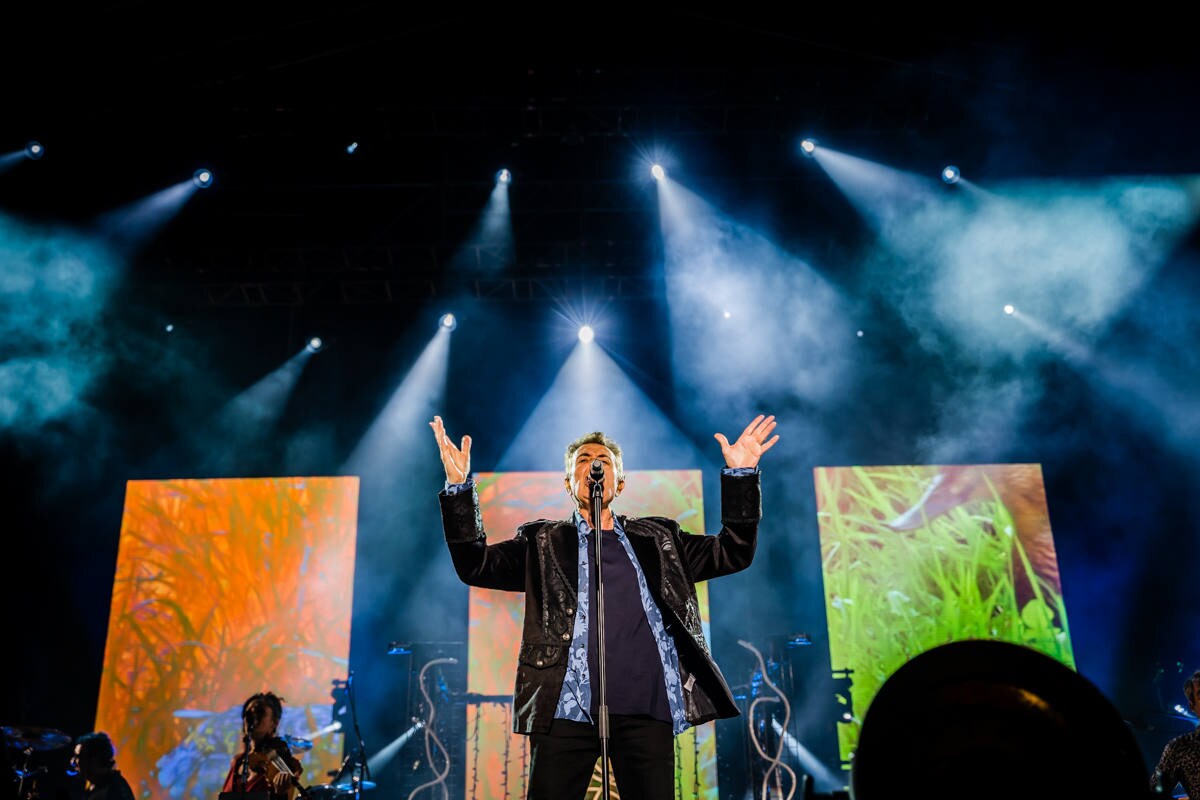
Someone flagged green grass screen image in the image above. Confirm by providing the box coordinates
[813,464,1074,764]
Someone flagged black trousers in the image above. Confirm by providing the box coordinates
[527,716,674,800]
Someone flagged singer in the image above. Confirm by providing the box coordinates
[221,691,304,800]
[429,414,778,799]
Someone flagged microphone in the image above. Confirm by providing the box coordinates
[243,706,261,737]
[589,459,605,485]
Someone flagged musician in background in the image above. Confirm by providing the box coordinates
[221,692,303,800]
[71,732,134,800]
[1151,670,1200,798]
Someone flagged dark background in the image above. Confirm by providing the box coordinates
[2,7,1199,798]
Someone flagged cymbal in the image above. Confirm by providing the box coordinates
[1,725,72,752]
[333,780,376,792]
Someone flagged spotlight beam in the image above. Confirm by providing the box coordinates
[770,719,843,792]
[496,343,710,473]
[445,178,514,270]
[342,327,452,478]
[364,722,423,775]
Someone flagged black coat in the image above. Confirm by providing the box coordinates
[438,470,762,734]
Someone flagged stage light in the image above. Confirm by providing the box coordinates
[799,138,817,156]
[578,325,595,343]
[439,313,457,331]
[723,310,731,319]
[307,336,323,352]
[496,168,512,184]
[650,164,665,181]
[24,141,44,160]
[1004,304,1015,316]
[193,168,213,188]
[941,165,960,184]
[165,323,174,333]
[346,142,358,155]
[856,330,864,337]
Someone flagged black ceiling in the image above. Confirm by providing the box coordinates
[5,8,1199,307]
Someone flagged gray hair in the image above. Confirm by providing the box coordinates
[564,431,624,481]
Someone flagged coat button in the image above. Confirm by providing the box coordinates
[536,659,544,667]
[561,632,570,641]
[566,607,575,616]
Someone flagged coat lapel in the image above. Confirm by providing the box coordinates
[545,519,580,596]
[620,517,665,601]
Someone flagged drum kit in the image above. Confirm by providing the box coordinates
[2,724,74,799]
[274,735,376,800]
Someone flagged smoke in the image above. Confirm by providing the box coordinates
[0,357,90,428]
[282,424,341,476]
[865,177,1195,360]
[824,171,1199,473]
[659,181,857,428]
[913,374,1037,465]
[0,214,119,434]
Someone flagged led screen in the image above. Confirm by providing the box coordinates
[94,477,359,799]
[813,464,1073,764]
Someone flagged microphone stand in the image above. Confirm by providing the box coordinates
[16,746,44,800]
[589,466,612,800]
[346,671,370,800]
[238,715,253,800]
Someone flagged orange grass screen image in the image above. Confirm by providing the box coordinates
[813,464,1073,764]
[95,477,359,799]
[466,469,718,800]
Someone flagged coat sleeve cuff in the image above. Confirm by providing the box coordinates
[439,482,484,543]
[720,469,762,524]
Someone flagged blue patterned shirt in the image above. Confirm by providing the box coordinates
[554,512,690,735]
